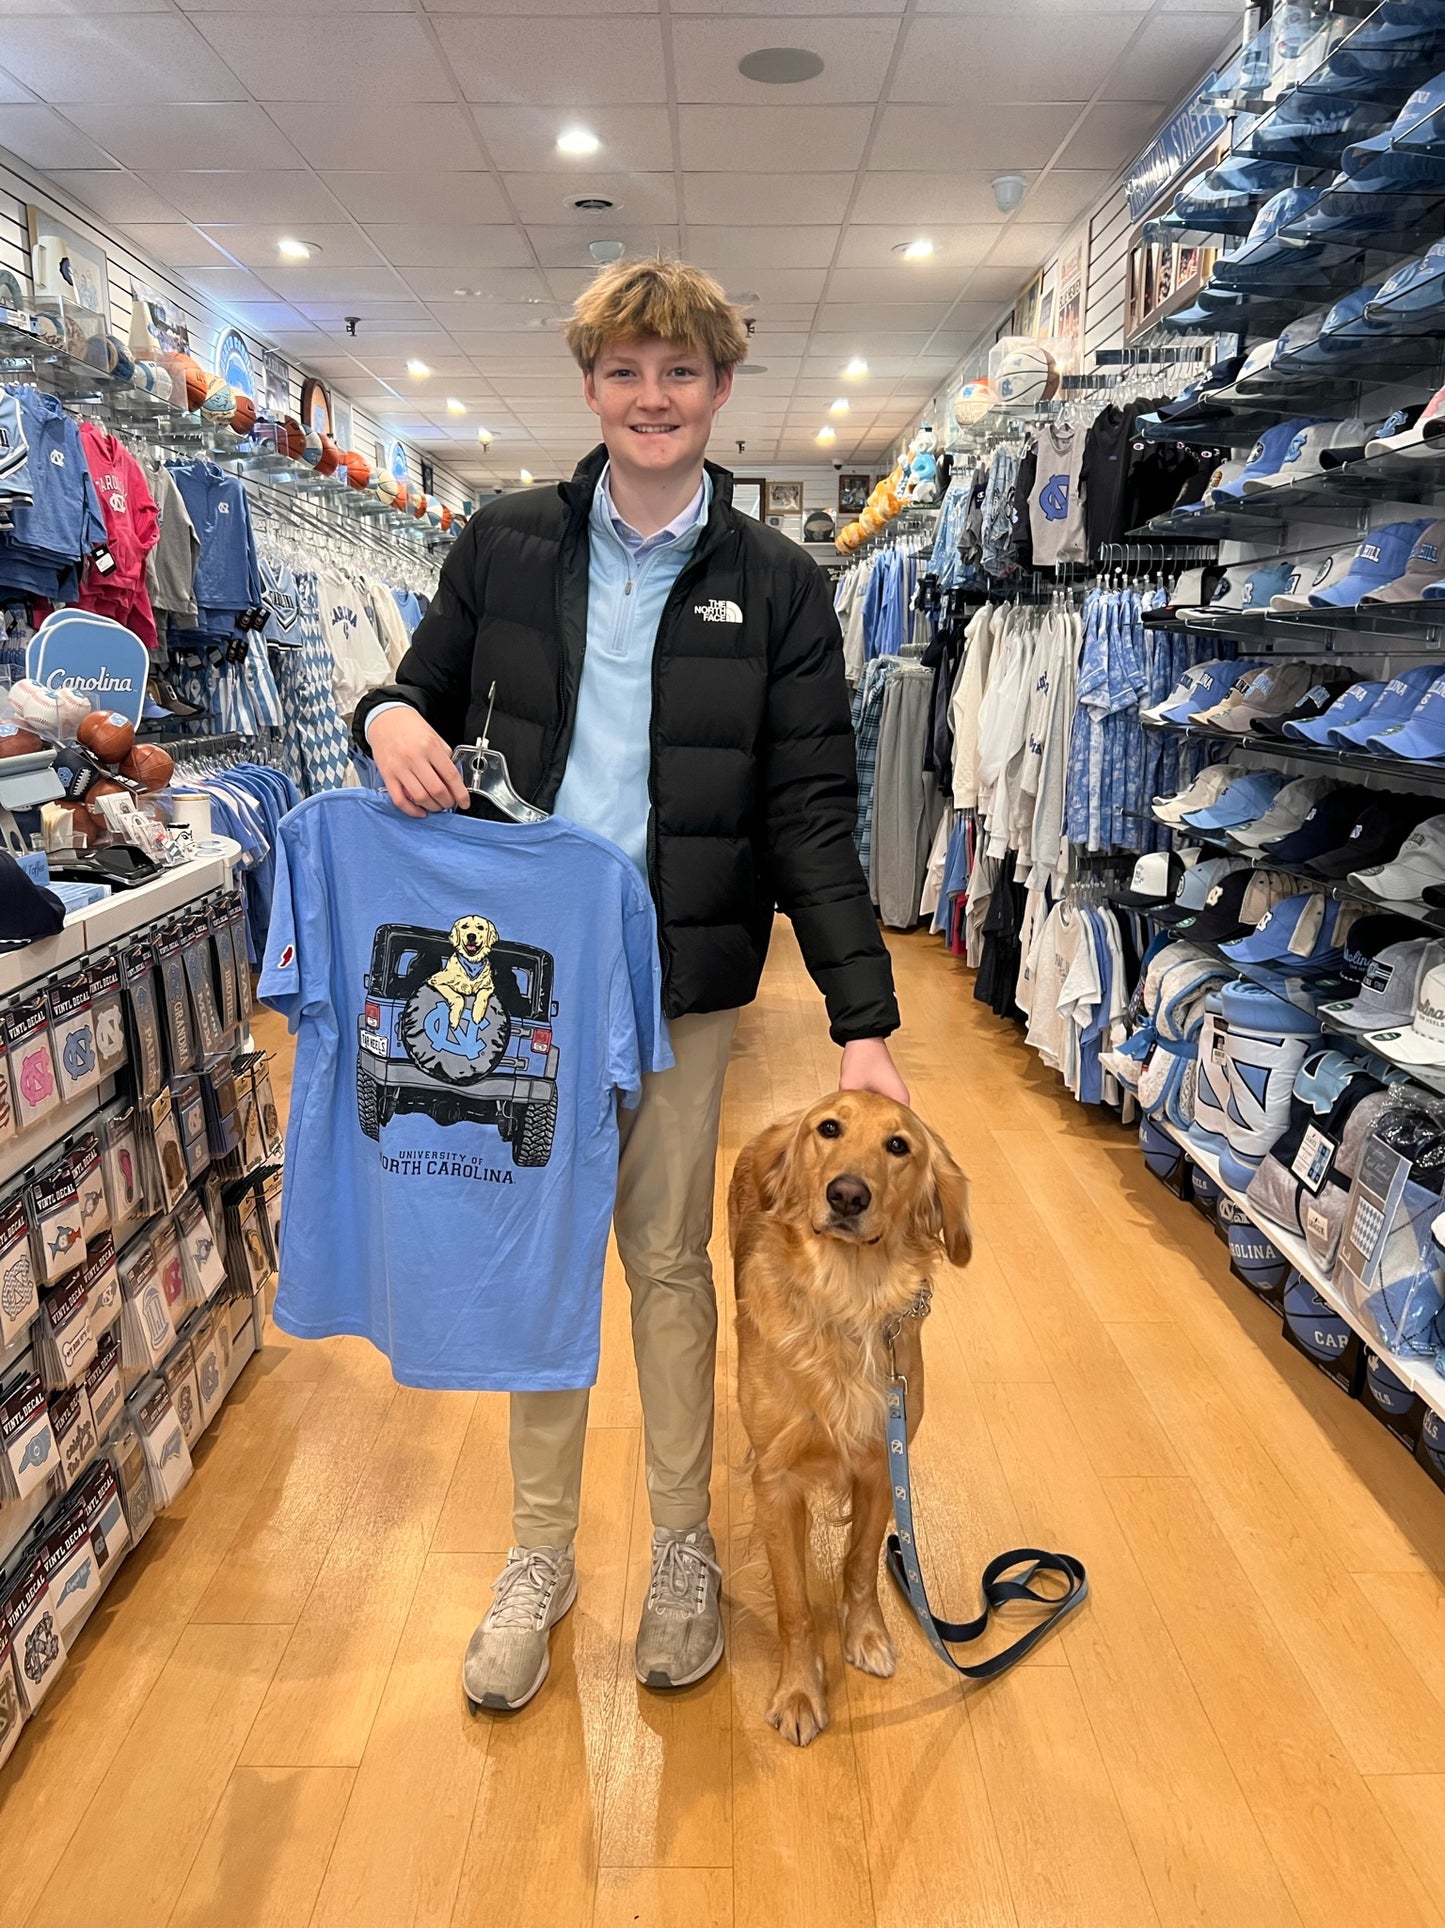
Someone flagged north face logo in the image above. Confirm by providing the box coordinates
[694,600,742,623]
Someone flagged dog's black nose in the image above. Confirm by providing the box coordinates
[826,1175,871,1219]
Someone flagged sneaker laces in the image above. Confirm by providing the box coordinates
[487,1548,565,1631]
[647,1533,722,1617]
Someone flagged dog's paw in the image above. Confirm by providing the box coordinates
[843,1615,897,1678]
[765,1672,830,1747]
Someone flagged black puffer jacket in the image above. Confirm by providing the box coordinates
[354,446,898,1044]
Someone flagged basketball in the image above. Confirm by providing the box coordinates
[345,450,370,491]
[315,434,341,477]
[412,491,427,520]
[301,428,323,468]
[994,341,1060,406]
[1282,1273,1352,1364]
[393,482,409,514]
[51,800,93,849]
[230,394,257,436]
[281,416,307,460]
[372,469,398,506]
[166,354,208,412]
[121,743,174,791]
[77,709,136,765]
[0,723,43,758]
[439,504,453,532]
[952,379,994,425]
[84,778,129,834]
[201,374,235,420]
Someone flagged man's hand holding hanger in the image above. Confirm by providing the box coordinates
[368,706,471,818]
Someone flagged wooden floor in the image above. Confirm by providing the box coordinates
[6,923,1445,1927]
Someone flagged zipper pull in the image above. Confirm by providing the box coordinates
[625,578,633,595]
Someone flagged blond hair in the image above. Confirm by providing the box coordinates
[564,256,749,376]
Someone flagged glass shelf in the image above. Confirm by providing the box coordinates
[1129,505,1288,540]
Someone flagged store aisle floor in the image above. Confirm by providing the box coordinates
[7,923,1445,1928]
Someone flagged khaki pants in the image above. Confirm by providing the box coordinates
[509,1008,739,1544]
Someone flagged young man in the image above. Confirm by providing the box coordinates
[356,256,904,1711]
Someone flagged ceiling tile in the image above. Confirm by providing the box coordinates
[980,222,1068,269]
[320,171,509,225]
[816,302,953,334]
[468,104,672,173]
[263,101,482,171]
[0,70,32,103]
[436,17,667,104]
[421,286,555,317]
[358,224,532,270]
[742,269,828,304]
[264,266,414,302]
[0,16,246,102]
[688,227,838,273]
[835,223,1003,270]
[504,171,677,226]
[851,171,1020,225]
[679,104,872,173]
[1,0,174,12]
[1106,14,1238,99]
[115,223,241,270]
[196,15,453,102]
[892,13,1137,104]
[179,0,408,9]
[199,222,386,269]
[177,267,286,302]
[681,172,853,226]
[873,103,1079,172]
[671,17,900,105]
[1063,98,1167,170]
[0,104,121,169]
[45,169,179,223]
[955,264,1027,301]
[63,102,306,170]
[206,299,316,332]
[824,266,974,304]
[141,170,343,224]
[1017,169,1111,223]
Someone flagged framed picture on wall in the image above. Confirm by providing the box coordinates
[765,480,803,517]
[733,478,765,518]
[838,472,870,514]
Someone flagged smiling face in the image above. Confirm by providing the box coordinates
[764,1091,972,1267]
[583,335,733,492]
[451,916,497,962]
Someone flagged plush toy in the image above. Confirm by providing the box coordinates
[905,423,939,504]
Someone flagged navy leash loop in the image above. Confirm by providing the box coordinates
[884,1374,1089,1683]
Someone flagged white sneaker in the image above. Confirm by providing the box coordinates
[635,1524,724,1689]
[463,1544,577,1711]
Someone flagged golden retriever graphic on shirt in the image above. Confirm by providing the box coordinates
[429,915,499,1030]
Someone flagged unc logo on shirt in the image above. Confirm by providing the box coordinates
[1039,475,1070,521]
[216,500,230,514]
[49,449,64,467]
[693,599,742,624]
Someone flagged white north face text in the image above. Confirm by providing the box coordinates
[694,599,743,623]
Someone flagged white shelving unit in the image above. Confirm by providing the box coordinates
[1158,1117,1445,1424]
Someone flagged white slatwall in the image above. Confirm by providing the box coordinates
[0,153,472,514]
[1083,193,1134,368]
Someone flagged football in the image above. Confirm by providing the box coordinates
[120,744,174,792]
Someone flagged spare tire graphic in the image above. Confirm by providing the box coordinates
[400,984,510,1084]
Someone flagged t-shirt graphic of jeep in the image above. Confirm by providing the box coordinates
[356,917,559,1166]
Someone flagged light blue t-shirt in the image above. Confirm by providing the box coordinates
[258,789,673,1390]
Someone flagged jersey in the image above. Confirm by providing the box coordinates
[0,389,32,504]
[1028,423,1087,567]
[259,553,302,646]
[316,570,390,719]
[258,790,673,1391]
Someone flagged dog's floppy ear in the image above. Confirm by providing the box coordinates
[753,1113,805,1216]
[921,1126,972,1268]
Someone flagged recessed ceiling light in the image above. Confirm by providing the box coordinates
[893,239,934,259]
[277,236,317,260]
[843,357,868,379]
[519,468,535,485]
[738,46,824,83]
[557,127,601,156]
[816,425,837,444]
[407,359,431,378]
[829,397,850,416]
[446,397,466,415]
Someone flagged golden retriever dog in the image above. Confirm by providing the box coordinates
[730,1090,971,1747]
[430,914,499,1029]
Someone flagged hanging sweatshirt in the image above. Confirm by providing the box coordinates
[1028,422,1087,567]
[167,461,262,633]
[139,454,199,624]
[0,386,107,598]
[77,424,160,643]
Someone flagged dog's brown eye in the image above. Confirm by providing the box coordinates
[817,1119,842,1139]
[886,1136,911,1157]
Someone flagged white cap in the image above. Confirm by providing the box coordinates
[1244,418,1370,492]
[1367,386,1445,459]
[1153,763,1249,826]
[1229,776,1338,849]
[1270,550,1352,611]
[1350,813,1445,902]
[1365,961,1445,1065]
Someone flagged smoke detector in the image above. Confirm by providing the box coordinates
[991,173,1029,214]
[588,239,625,263]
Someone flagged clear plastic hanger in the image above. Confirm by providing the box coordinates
[454,681,549,824]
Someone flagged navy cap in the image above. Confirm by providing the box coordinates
[1154,354,1246,422]
[1151,855,1248,926]
[1288,282,1391,364]
[1367,238,1445,328]
[1389,68,1445,153]
[1309,794,1433,878]
[1211,186,1329,288]
[1259,786,1374,865]
[1252,96,1391,162]
[1166,867,1257,944]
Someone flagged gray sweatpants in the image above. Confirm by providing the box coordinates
[870,665,944,929]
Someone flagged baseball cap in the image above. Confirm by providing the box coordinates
[1175,157,1304,232]
[1142,655,1240,722]
[1163,661,1260,725]
[1369,670,1445,757]
[1361,520,1445,603]
[1240,564,1305,614]
[1252,95,1391,162]
[1331,663,1442,745]
[1151,854,1248,925]
[1154,355,1247,423]
[1320,935,1444,1030]
[1283,679,1388,744]
[1115,850,1187,909]
[1191,664,1278,729]
[1217,420,1325,498]
[1250,672,1362,737]
[1351,813,1445,900]
[1365,961,1445,1066]
[1258,784,1373,862]
[1366,391,1445,458]
[1247,419,1373,490]
[1166,867,1258,944]
[1220,891,1351,964]
[1366,239,1445,329]
[1270,551,1353,609]
[1325,5,1445,92]
[1322,408,1424,467]
[1308,519,1437,607]
[1388,68,1445,153]
[1212,188,1329,287]
[1308,793,1433,878]
[1154,763,1251,825]
[1213,661,1320,734]
[1183,768,1290,830]
[1229,776,1340,847]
